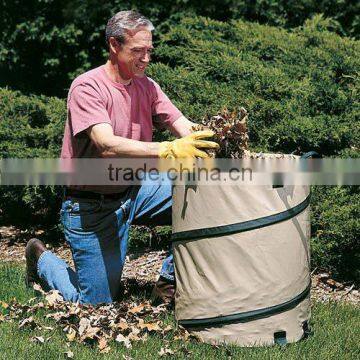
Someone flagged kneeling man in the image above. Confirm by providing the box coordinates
[25,10,218,305]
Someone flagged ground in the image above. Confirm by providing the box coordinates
[1,226,359,305]
[0,225,359,359]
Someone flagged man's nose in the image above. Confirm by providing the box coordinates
[141,52,151,63]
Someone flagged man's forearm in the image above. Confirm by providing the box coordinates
[101,136,160,158]
[102,115,197,157]
[170,116,197,137]
[87,123,161,158]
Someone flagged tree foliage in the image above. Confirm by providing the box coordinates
[0,14,359,282]
[0,1,359,96]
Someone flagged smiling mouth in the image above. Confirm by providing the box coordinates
[136,65,146,70]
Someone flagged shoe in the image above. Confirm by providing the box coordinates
[151,276,175,307]
[25,238,47,287]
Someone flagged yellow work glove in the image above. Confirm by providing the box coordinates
[158,130,219,158]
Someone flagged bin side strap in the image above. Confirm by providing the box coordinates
[178,281,311,328]
[172,193,311,242]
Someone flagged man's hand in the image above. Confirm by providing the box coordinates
[158,130,219,158]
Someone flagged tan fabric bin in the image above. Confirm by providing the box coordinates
[172,184,311,347]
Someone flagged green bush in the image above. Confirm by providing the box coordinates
[150,16,359,154]
[0,16,359,283]
[2,17,358,156]
[311,186,360,282]
[0,88,65,158]
[1,1,359,97]
[0,88,65,224]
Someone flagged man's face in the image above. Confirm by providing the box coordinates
[113,28,153,79]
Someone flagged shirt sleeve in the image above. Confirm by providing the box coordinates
[68,83,112,137]
[149,79,183,129]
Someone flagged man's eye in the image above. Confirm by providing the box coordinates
[132,48,153,54]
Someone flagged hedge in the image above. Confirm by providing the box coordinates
[0,16,359,282]
[0,89,65,224]
[1,1,359,97]
[150,16,359,154]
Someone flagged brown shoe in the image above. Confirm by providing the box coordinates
[25,238,47,287]
[151,276,175,307]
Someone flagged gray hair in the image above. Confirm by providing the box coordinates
[105,10,154,46]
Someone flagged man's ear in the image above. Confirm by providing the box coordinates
[109,37,121,54]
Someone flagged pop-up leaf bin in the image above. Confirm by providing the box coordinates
[172,176,311,346]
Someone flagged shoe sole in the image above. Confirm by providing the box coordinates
[25,238,42,287]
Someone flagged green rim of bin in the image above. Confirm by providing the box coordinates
[178,281,311,328]
[172,193,311,242]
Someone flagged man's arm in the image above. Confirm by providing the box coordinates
[87,121,218,159]
[87,115,198,158]
[168,115,197,137]
[87,123,160,158]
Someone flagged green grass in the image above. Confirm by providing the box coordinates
[0,262,359,360]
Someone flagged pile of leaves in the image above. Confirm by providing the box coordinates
[194,108,305,160]
[0,285,197,357]
[311,272,360,305]
[194,107,249,158]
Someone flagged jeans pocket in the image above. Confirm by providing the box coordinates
[61,199,72,229]
[62,198,102,232]
[69,199,102,216]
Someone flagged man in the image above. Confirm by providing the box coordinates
[25,10,218,305]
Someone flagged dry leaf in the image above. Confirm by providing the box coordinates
[78,317,90,336]
[163,325,173,332]
[100,346,111,354]
[34,302,45,310]
[45,290,64,306]
[115,334,132,349]
[326,278,345,289]
[66,328,76,342]
[46,311,69,322]
[117,321,129,331]
[64,350,74,359]
[42,325,54,331]
[180,346,193,357]
[0,301,9,309]
[158,347,175,357]
[19,316,37,329]
[31,336,45,344]
[98,337,107,349]
[32,283,45,294]
[139,322,161,332]
[128,333,141,342]
[98,337,109,352]
[130,326,140,335]
[128,304,145,314]
[80,326,100,341]
[122,355,133,360]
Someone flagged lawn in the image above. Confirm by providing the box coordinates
[0,262,359,360]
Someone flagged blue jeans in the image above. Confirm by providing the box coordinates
[37,182,173,304]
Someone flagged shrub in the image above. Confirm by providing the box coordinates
[0,88,65,158]
[149,17,359,154]
[0,16,359,282]
[0,1,359,97]
[0,88,65,225]
[311,186,360,283]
